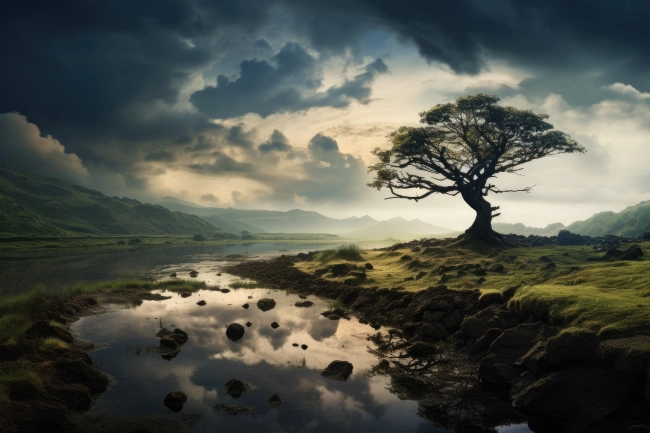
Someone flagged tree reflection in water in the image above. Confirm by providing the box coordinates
[366,331,527,433]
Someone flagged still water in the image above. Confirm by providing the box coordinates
[0,243,341,295]
[3,242,531,432]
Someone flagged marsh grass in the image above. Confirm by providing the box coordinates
[318,244,363,263]
[40,337,70,351]
[297,241,650,338]
[63,278,205,297]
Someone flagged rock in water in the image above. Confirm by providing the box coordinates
[257,298,276,311]
[189,270,199,278]
[320,360,353,381]
[196,300,206,306]
[180,292,192,298]
[226,323,245,341]
[224,378,250,399]
[295,300,314,307]
[271,322,279,329]
[245,322,252,327]
[242,303,249,309]
[301,344,308,350]
[163,391,187,412]
[268,393,282,407]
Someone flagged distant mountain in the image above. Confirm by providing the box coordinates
[160,198,380,234]
[493,222,566,237]
[342,217,453,239]
[566,200,650,237]
[0,164,219,238]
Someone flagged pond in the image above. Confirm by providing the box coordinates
[69,256,532,433]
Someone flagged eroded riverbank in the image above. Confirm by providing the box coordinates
[225,246,650,433]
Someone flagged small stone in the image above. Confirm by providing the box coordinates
[271,322,279,329]
[226,323,245,341]
[320,360,353,381]
[242,303,249,309]
[224,378,250,399]
[301,344,308,350]
[295,300,314,307]
[245,322,252,327]
[170,272,177,278]
[298,294,307,299]
[365,263,374,270]
[180,292,191,298]
[163,391,187,412]
[196,300,206,306]
[268,393,282,407]
[257,298,276,311]
[292,343,299,347]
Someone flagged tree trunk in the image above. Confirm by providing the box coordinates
[455,187,513,245]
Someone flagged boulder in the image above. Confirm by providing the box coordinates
[321,360,354,381]
[163,391,187,412]
[512,365,636,431]
[364,263,374,270]
[331,263,356,277]
[442,309,463,330]
[268,393,282,407]
[545,330,600,366]
[257,298,276,311]
[478,323,559,390]
[478,291,503,307]
[422,310,446,323]
[226,323,245,341]
[224,378,250,399]
[159,337,180,351]
[418,322,449,342]
[460,307,512,340]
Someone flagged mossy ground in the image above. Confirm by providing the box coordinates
[0,277,205,431]
[296,242,650,338]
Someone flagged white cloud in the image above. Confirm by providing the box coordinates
[0,112,88,182]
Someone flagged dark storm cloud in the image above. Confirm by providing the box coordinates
[187,152,253,174]
[2,0,650,202]
[144,150,176,162]
[258,130,293,153]
[308,134,339,153]
[190,43,388,118]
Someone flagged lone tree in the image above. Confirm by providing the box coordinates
[368,94,585,245]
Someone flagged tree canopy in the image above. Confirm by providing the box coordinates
[368,94,586,244]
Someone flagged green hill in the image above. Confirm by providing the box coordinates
[566,200,650,237]
[0,164,219,238]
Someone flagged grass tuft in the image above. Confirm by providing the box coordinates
[40,337,70,351]
[318,244,363,263]
[328,300,346,310]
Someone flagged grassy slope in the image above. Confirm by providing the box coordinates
[0,164,219,238]
[296,242,650,338]
[566,199,650,237]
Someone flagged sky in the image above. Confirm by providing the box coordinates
[1,1,650,231]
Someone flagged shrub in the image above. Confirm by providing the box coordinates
[193,234,206,241]
[318,244,363,263]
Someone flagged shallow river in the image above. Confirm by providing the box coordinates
[5,243,532,432]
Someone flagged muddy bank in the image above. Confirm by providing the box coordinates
[225,251,650,433]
